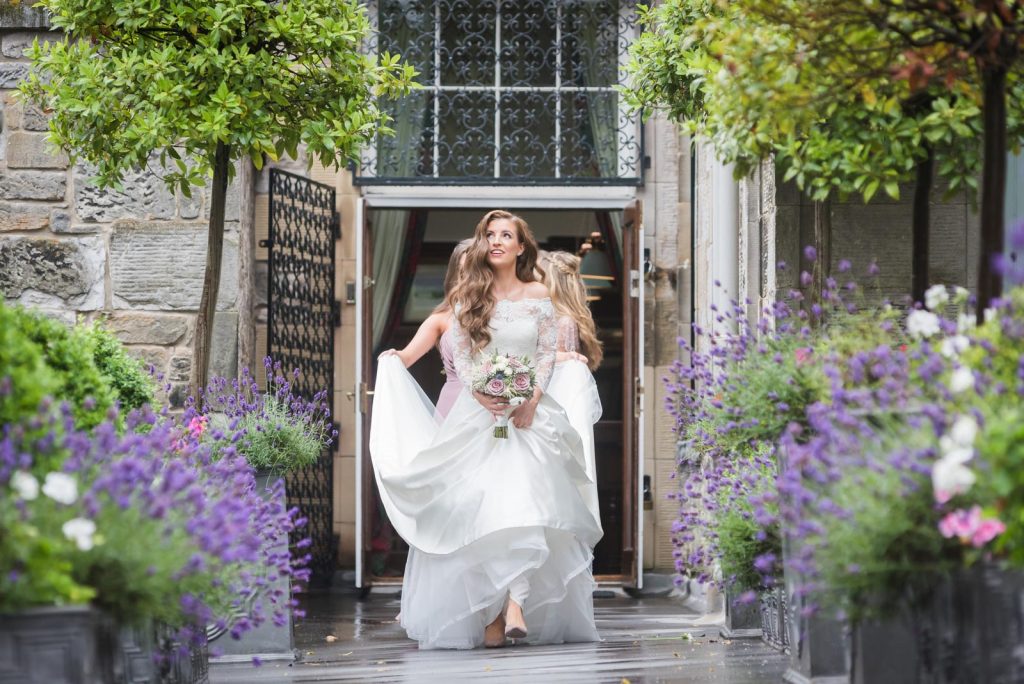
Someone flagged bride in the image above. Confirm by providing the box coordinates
[370,210,603,649]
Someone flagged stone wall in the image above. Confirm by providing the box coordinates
[0,7,245,404]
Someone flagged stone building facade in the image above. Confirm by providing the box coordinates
[1,3,983,589]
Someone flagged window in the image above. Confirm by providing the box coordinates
[357,0,642,185]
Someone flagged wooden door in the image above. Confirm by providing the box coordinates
[621,200,644,588]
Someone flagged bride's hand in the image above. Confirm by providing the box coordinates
[510,398,538,429]
[473,391,509,418]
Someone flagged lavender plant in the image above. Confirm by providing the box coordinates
[0,401,311,651]
[186,357,336,474]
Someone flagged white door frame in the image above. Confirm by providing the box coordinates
[353,193,645,589]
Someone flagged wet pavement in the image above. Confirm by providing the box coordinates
[209,590,788,683]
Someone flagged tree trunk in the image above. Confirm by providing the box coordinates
[236,159,257,379]
[190,142,231,396]
[810,197,832,319]
[911,149,934,303]
[977,66,1008,321]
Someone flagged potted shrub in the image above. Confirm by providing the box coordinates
[184,357,335,662]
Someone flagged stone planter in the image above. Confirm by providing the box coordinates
[720,586,762,639]
[849,564,1024,684]
[0,606,208,684]
[208,470,295,664]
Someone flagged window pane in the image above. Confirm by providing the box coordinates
[499,0,557,87]
[560,91,620,179]
[378,0,437,82]
[500,91,557,178]
[561,0,619,88]
[437,90,495,177]
[440,0,497,87]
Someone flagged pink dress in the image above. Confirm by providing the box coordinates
[434,327,462,420]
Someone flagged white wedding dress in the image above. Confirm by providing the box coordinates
[370,298,603,649]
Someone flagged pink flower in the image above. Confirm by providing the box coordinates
[938,506,1006,548]
[512,373,532,392]
[486,378,507,396]
[794,347,813,366]
[188,416,208,438]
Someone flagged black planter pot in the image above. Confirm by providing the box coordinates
[720,586,763,639]
[849,564,1024,684]
[0,606,208,684]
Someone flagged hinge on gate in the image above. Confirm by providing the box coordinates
[258,238,272,249]
[331,300,342,328]
[635,377,645,415]
[629,269,641,298]
[331,211,341,241]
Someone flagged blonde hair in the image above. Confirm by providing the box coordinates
[540,251,603,370]
[451,210,542,353]
[434,238,473,314]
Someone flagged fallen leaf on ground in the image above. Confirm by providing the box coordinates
[324,635,337,643]
[341,652,353,656]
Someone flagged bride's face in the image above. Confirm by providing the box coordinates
[484,219,523,269]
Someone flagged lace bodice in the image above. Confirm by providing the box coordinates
[556,315,579,354]
[451,298,557,391]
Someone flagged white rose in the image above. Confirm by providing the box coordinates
[939,335,970,359]
[956,313,975,333]
[924,284,949,311]
[949,415,979,447]
[42,472,78,505]
[10,471,39,501]
[62,518,97,551]
[938,439,973,464]
[906,310,941,339]
[949,367,975,394]
[932,457,976,502]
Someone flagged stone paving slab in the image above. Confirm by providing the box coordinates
[210,592,787,683]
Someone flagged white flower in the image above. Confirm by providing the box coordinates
[939,335,970,359]
[949,415,979,447]
[938,441,974,464]
[932,457,976,503]
[984,308,997,324]
[949,367,975,394]
[924,284,949,311]
[906,310,941,339]
[42,472,78,505]
[952,286,970,305]
[62,518,97,551]
[10,471,39,500]
[957,313,975,333]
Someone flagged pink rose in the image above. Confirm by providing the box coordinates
[486,378,507,395]
[794,347,813,366]
[938,505,1006,548]
[512,373,532,392]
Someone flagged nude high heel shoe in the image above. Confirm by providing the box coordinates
[484,613,507,648]
[504,599,527,639]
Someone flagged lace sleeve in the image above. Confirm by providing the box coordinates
[556,316,579,353]
[534,299,557,391]
[450,310,476,387]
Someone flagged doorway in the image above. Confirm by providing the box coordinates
[356,205,643,586]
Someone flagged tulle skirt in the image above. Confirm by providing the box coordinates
[370,356,602,649]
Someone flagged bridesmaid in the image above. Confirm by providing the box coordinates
[380,238,471,420]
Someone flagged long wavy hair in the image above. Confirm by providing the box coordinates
[451,210,542,353]
[540,251,604,370]
[433,238,473,315]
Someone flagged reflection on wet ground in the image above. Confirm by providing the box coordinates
[210,591,787,683]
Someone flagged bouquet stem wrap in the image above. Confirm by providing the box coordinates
[494,397,526,439]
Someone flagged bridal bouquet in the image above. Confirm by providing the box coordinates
[472,352,536,438]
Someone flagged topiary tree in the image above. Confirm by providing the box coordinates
[626,0,1023,305]
[21,0,416,393]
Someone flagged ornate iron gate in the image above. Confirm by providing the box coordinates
[265,169,340,584]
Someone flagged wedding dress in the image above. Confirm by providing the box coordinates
[545,316,603,532]
[434,326,461,420]
[371,298,602,649]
